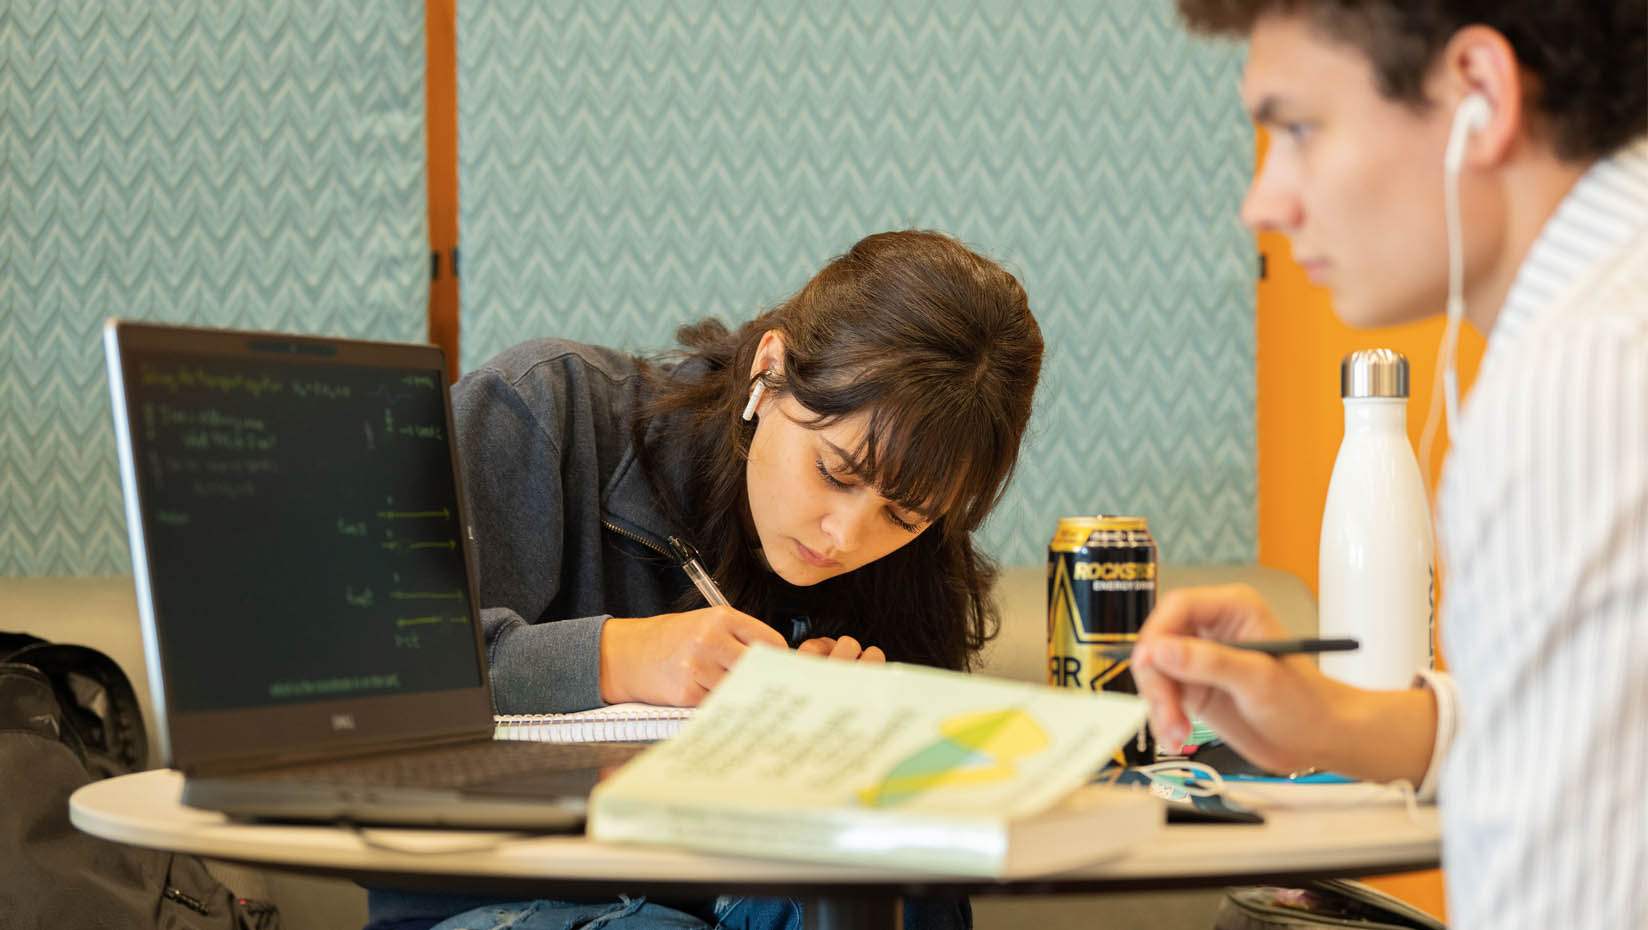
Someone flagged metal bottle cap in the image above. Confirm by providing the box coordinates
[1340,348,1409,399]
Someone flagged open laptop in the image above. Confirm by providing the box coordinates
[103,319,642,830]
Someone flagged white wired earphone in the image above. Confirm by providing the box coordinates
[1416,92,1492,485]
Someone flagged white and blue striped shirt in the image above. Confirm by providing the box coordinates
[1434,136,1648,928]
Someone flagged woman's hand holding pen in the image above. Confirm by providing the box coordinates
[641,537,886,699]
[599,608,893,707]
[599,607,788,707]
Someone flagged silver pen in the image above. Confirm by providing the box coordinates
[667,536,731,608]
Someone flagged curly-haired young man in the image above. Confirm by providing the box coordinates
[1130,3,1648,927]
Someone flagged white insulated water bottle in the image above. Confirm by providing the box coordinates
[1318,349,1435,690]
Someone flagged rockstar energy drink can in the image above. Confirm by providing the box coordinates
[1047,515,1157,766]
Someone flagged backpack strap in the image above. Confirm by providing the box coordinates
[0,632,48,662]
[0,662,90,764]
[0,639,147,777]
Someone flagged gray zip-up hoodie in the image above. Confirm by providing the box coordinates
[452,338,700,714]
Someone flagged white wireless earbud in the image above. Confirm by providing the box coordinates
[741,376,768,421]
[1419,92,1493,489]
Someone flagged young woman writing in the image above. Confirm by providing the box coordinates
[459,229,1043,716]
[369,229,1043,930]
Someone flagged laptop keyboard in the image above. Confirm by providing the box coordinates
[242,739,644,789]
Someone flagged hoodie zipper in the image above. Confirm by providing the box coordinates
[601,518,672,559]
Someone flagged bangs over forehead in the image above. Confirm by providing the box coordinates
[792,371,1020,536]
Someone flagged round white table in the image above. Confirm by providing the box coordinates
[72,769,1441,930]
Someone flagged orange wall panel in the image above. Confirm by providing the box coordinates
[426,0,460,383]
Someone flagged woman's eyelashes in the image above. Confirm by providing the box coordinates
[814,457,851,489]
[813,457,924,533]
[885,510,923,534]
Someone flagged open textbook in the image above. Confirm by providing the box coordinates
[588,646,1163,877]
[494,703,694,743]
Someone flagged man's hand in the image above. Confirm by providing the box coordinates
[1131,584,1437,784]
[1131,584,1342,775]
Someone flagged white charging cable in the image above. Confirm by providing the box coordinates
[1417,93,1491,488]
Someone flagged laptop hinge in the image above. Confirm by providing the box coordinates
[187,731,485,778]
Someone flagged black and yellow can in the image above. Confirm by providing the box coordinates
[1047,515,1157,766]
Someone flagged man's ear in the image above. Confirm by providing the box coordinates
[1437,24,1525,168]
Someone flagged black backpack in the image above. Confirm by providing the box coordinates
[1215,880,1447,930]
[0,632,278,929]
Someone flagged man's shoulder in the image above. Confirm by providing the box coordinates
[1577,232,1648,323]
[1463,233,1645,435]
[1508,220,1648,339]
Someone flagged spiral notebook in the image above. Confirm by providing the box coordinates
[494,703,695,743]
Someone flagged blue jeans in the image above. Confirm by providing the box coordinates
[425,896,705,930]
[722,896,970,930]
[396,894,969,930]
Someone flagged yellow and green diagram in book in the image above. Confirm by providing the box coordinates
[857,708,1049,808]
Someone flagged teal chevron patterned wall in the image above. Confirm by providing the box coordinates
[459,0,1256,566]
[1,2,428,575]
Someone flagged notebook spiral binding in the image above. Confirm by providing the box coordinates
[493,704,694,744]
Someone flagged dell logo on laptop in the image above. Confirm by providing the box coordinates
[331,714,357,731]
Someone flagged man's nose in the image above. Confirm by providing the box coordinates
[1239,159,1303,232]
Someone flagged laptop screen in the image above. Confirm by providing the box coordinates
[106,321,494,766]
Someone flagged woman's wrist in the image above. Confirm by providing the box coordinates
[598,617,636,704]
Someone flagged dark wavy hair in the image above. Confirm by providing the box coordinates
[1178,0,1647,161]
[637,230,1043,672]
